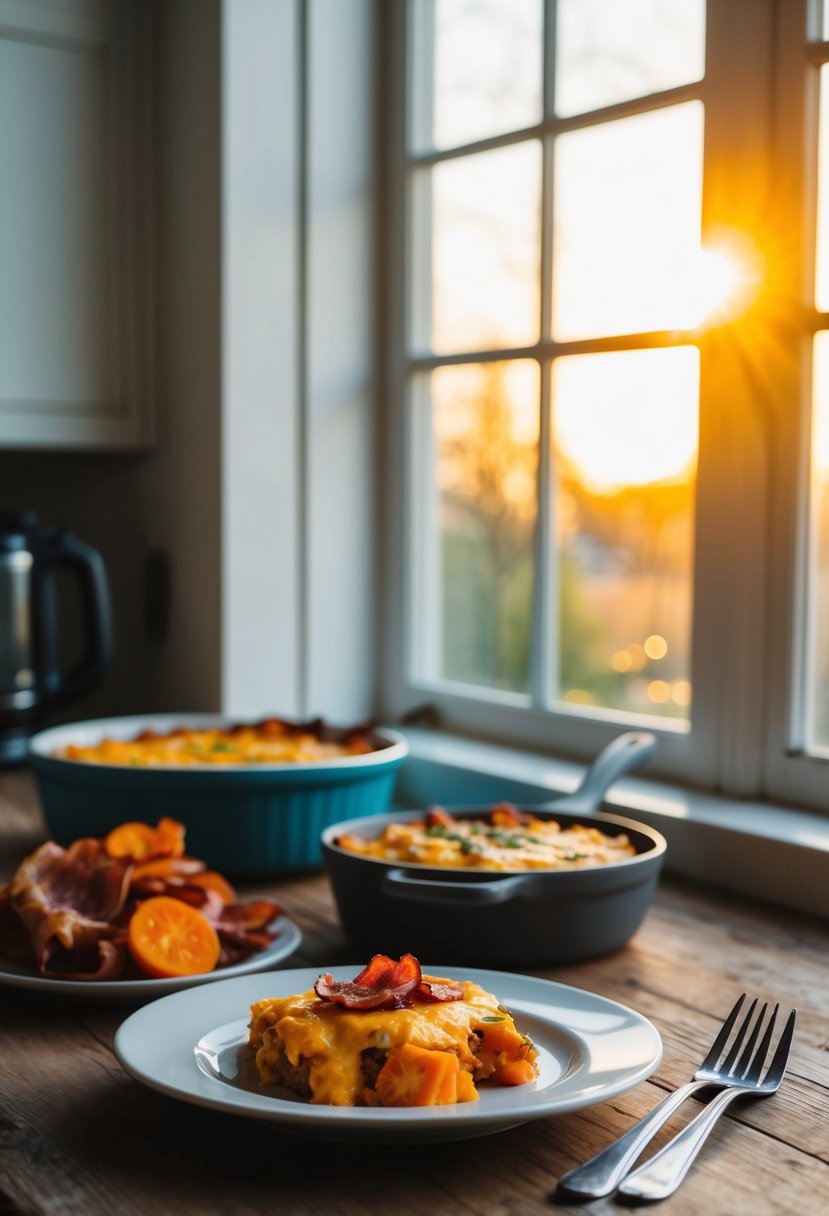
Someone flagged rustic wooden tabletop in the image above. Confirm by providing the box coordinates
[1,769,827,1216]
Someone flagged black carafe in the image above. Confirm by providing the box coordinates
[0,510,112,766]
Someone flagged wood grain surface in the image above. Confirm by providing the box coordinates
[0,773,827,1216]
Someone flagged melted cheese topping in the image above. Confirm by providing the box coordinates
[59,721,373,767]
[249,979,533,1106]
[337,815,636,871]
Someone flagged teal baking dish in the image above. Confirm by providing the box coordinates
[28,714,408,876]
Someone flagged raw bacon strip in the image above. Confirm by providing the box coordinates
[8,839,132,973]
[314,953,424,1010]
[417,979,463,1003]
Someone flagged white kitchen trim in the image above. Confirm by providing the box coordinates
[221,0,303,719]
[219,0,376,724]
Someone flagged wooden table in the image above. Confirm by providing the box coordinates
[1,770,827,1216]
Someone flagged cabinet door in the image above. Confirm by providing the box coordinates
[0,0,152,448]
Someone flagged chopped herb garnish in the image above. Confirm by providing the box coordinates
[424,824,476,854]
[563,852,588,861]
[481,1016,505,1023]
[210,741,237,753]
[487,830,525,849]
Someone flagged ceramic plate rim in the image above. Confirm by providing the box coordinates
[0,915,302,998]
[114,965,662,1138]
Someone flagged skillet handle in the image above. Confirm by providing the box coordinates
[380,868,528,906]
[542,730,656,815]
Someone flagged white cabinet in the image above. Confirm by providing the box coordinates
[0,0,152,448]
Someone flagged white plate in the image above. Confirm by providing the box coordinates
[0,916,302,999]
[114,965,662,1143]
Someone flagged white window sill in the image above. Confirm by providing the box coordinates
[391,727,829,921]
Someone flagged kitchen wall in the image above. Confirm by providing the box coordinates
[0,0,223,722]
[0,0,377,729]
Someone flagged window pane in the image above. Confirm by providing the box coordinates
[412,142,541,354]
[552,103,704,340]
[555,0,705,118]
[551,347,698,718]
[411,0,542,152]
[808,332,829,748]
[813,0,829,39]
[815,66,829,311]
[415,361,539,694]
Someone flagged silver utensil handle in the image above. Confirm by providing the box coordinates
[556,1080,707,1199]
[617,1087,743,1201]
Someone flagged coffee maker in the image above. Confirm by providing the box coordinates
[0,511,112,765]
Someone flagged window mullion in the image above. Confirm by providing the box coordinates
[689,0,777,794]
[380,0,414,723]
[532,325,555,709]
[763,0,829,806]
[530,2,558,709]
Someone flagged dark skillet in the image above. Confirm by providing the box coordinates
[321,732,667,968]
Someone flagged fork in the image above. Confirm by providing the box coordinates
[556,994,783,1200]
[617,1002,796,1201]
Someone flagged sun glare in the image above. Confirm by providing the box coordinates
[692,237,765,328]
[553,347,699,493]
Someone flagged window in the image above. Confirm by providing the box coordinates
[380,0,829,811]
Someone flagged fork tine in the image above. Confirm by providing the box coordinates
[744,1004,777,1081]
[559,996,794,1201]
[733,1002,766,1076]
[617,1004,796,1202]
[763,1009,797,1087]
[721,997,757,1073]
[699,993,746,1070]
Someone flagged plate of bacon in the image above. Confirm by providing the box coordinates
[0,817,301,998]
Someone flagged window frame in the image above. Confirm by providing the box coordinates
[219,0,378,725]
[761,0,829,809]
[379,0,829,814]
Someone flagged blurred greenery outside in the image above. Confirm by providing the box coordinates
[420,2,706,722]
[435,363,694,719]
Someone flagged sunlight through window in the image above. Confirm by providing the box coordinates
[692,239,765,327]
